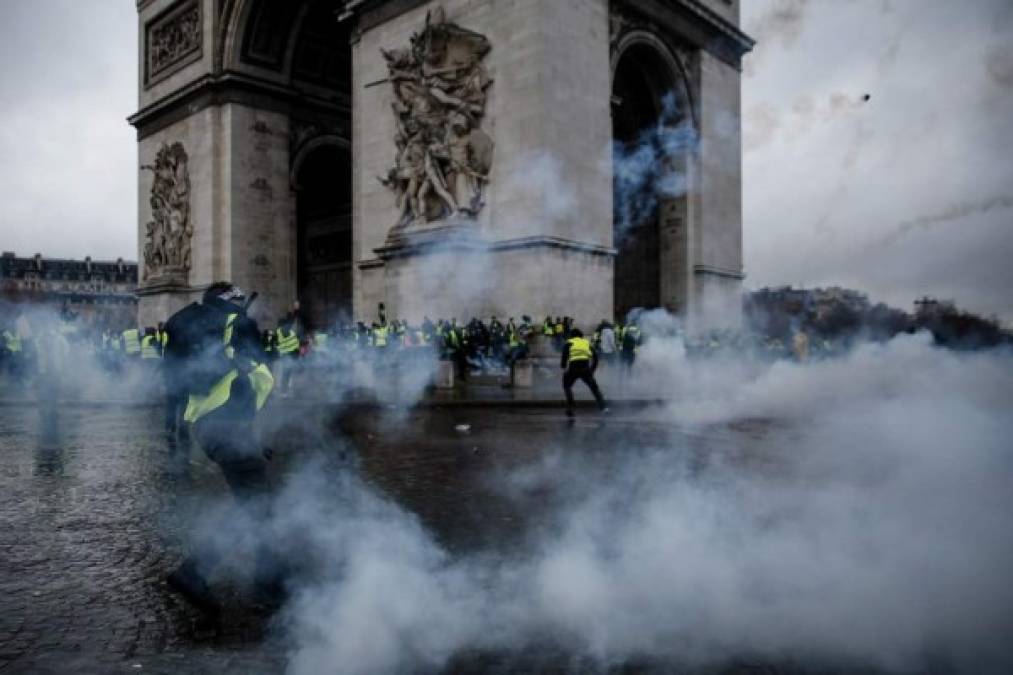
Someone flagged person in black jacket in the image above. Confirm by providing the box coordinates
[162,282,281,614]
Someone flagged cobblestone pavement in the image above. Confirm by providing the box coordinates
[0,404,291,673]
[0,398,780,674]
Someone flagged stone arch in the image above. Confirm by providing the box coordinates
[219,0,350,90]
[611,30,697,320]
[292,140,353,329]
[290,134,350,191]
[610,30,696,129]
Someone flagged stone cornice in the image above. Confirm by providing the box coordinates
[373,234,617,262]
[694,263,745,280]
[340,1,754,67]
[677,0,754,53]
[615,0,754,69]
[338,0,430,35]
[128,71,350,140]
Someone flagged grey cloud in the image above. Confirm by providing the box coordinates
[743,103,781,151]
[0,1,137,261]
[985,46,1013,88]
[743,0,1013,319]
[750,0,809,48]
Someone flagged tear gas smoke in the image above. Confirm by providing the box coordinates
[611,92,697,246]
[0,302,165,404]
[259,322,1013,674]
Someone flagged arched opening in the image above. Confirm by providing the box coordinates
[611,39,693,321]
[226,0,353,327]
[294,143,352,330]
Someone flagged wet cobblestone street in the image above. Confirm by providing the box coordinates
[0,404,288,673]
[0,399,775,674]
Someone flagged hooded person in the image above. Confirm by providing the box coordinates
[162,281,281,613]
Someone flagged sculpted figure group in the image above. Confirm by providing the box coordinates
[142,142,193,281]
[379,8,495,230]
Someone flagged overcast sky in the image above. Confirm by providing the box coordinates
[0,1,1011,318]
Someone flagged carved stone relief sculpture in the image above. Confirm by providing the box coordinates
[146,1,201,85]
[378,7,494,234]
[141,142,193,282]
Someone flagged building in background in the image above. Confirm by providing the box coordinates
[129,0,752,331]
[0,252,137,328]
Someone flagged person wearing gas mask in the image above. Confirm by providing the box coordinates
[162,281,281,614]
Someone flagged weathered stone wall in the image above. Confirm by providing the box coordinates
[379,245,613,328]
[692,48,744,328]
[137,107,217,326]
[220,105,296,327]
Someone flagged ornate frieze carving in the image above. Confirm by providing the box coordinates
[141,142,192,282]
[378,7,495,234]
[146,1,202,86]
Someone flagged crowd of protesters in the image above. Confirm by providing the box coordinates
[260,302,646,390]
[5,292,1008,392]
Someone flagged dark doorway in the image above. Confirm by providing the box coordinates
[295,144,352,330]
[612,43,686,321]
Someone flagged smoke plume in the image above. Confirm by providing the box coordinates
[264,325,1013,674]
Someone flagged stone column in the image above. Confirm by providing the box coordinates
[691,49,745,330]
[135,105,296,328]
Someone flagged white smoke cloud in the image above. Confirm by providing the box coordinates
[265,327,1013,674]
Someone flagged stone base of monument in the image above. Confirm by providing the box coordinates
[435,360,455,389]
[370,231,613,327]
[510,360,533,388]
[137,270,196,327]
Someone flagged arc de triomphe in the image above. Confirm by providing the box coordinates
[130,0,752,330]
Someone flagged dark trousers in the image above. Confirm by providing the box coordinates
[453,349,468,381]
[164,386,190,456]
[563,362,606,411]
[180,414,282,588]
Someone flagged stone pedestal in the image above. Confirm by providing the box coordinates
[137,274,197,328]
[373,228,614,326]
[510,359,534,388]
[435,360,456,389]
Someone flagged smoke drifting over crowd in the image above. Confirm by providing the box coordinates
[257,327,1013,675]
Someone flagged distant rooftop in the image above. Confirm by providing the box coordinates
[1,251,138,285]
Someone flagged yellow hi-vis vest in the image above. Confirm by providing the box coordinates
[140,334,161,359]
[184,313,274,424]
[276,327,299,354]
[373,325,388,347]
[122,329,141,355]
[3,330,21,353]
[566,337,593,365]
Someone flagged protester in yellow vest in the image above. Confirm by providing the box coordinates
[561,328,608,417]
[162,281,278,614]
[121,327,141,356]
[140,328,162,360]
